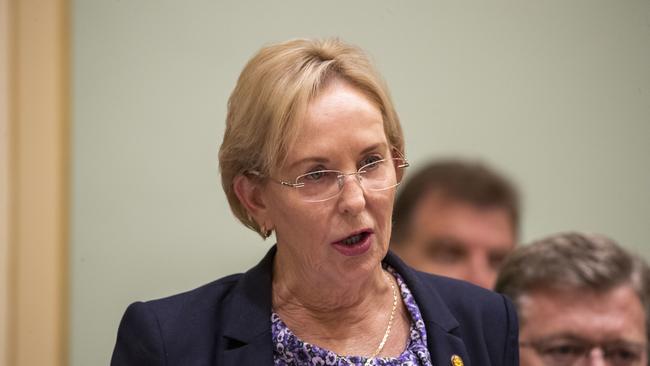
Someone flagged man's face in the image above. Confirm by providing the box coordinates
[395,191,515,289]
[519,286,648,366]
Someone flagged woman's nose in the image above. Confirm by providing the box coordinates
[336,174,366,215]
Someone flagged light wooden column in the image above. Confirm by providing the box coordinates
[4,0,70,365]
[0,0,10,364]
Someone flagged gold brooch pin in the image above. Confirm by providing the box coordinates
[451,354,464,366]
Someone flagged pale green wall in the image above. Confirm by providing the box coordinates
[71,1,650,365]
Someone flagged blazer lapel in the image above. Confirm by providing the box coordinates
[425,324,472,366]
[385,251,472,366]
[218,248,473,366]
[219,246,277,366]
[222,331,273,365]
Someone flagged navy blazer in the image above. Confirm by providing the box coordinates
[111,247,519,365]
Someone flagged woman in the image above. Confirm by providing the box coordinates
[112,38,519,366]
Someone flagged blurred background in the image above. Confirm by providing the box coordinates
[2,1,649,365]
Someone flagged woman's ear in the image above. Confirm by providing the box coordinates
[233,174,269,222]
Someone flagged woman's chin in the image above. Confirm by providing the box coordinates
[331,244,386,278]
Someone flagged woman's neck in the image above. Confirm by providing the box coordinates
[271,250,388,327]
[277,262,384,307]
[271,252,410,358]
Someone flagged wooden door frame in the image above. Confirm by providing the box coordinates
[2,0,70,365]
[0,0,10,363]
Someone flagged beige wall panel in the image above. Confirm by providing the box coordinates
[72,1,650,365]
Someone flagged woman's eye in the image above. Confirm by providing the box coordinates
[360,155,383,170]
[304,171,326,181]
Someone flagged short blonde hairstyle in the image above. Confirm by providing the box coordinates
[219,38,405,237]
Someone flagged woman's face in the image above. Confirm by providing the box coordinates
[261,80,397,283]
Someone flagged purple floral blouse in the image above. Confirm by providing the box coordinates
[271,265,433,366]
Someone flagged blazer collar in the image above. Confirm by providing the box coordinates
[220,246,276,365]
[221,246,471,366]
[383,250,459,332]
[384,251,472,366]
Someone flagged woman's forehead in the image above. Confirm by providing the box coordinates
[270,80,391,173]
[289,118,387,157]
[298,84,383,137]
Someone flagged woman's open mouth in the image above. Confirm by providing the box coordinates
[341,231,370,245]
[332,230,373,256]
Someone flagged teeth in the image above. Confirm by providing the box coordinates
[342,234,362,245]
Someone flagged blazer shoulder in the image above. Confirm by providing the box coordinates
[414,271,520,365]
[112,301,167,366]
[111,273,244,366]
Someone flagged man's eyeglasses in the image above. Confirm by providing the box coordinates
[250,153,409,203]
[521,338,648,366]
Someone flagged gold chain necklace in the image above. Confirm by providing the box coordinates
[363,270,398,366]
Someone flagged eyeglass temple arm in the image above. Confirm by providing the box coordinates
[281,181,304,188]
[395,160,410,169]
[246,170,304,188]
[391,148,410,168]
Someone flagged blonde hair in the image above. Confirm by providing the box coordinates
[219,38,404,237]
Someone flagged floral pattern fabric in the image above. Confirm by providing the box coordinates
[272,265,433,366]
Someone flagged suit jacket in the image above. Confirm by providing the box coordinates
[111,246,519,365]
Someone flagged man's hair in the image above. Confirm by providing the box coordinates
[495,232,650,339]
[391,159,519,244]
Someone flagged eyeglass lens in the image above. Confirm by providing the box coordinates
[295,158,406,202]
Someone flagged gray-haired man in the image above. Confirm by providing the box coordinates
[496,232,650,366]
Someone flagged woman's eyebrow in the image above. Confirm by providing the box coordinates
[359,142,388,156]
[287,142,388,171]
[287,156,330,171]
